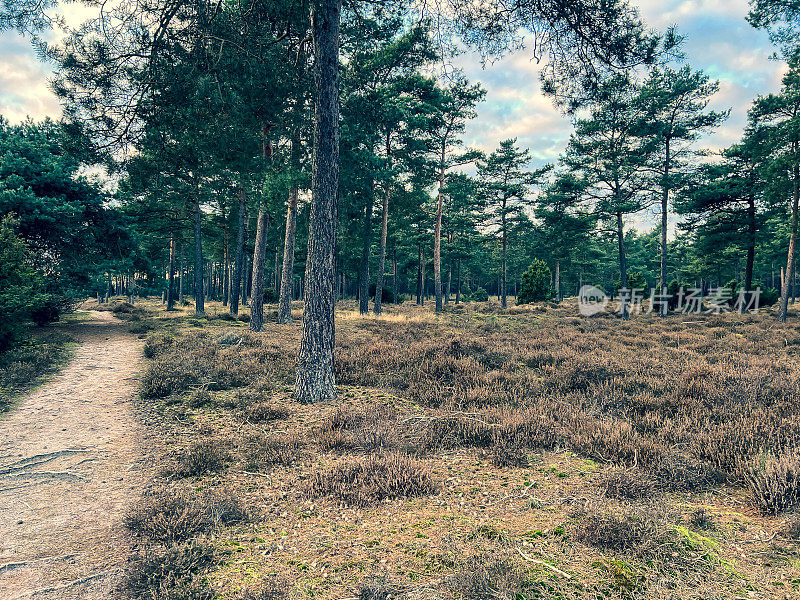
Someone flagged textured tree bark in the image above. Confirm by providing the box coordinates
[230,187,247,315]
[659,140,670,316]
[434,156,446,312]
[250,207,270,331]
[278,165,299,323]
[554,260,560,302]
[374,133,391,315]
[179,243,184,302]
[617,210,629,320]
[780,154,799,322]
[167,232,176,311]
[191,191,204,316]
[416,244,423,305]
[392,248,398,305]
[501,201,507,309]
[295,0,340,403]
[456,258,461,304]
[359,185,374,315]
[746,194,756,292]
[445,261,452,304]
[251,125,274,332]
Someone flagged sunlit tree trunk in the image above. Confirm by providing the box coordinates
[780,150,799,322]
[250,206,269,331]
[296,0,341,403]
[434,147,446,312]
[617,210,629,320]
[374,132,391,316]
[230,187,247,315]
[191,184,204,317]
[278,135,300,324]
[167,232,176,311]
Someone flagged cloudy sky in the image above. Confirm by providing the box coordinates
[0,1,786,167]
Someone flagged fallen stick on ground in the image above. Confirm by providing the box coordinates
[516,548,572,579]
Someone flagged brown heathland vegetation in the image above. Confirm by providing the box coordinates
[122,298,800,600]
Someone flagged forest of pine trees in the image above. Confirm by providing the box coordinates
[3,0,800,393]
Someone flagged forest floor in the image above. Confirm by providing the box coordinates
[0,310,145,599]
[5,298,800,600]
[117,297,800,600]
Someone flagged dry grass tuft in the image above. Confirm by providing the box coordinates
[689,508,716,531]
[449,555,567,600]
[600,468,656,500]
[742,452,800,514]
[244,433,307,471]
[315,404,403,453]
[572,506,669,556]
[308,452,437,507]
[124,490,205,544]
[357,576,407,600]
[118,541,218,600]
[172,440,229,478]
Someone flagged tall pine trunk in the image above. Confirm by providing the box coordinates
[278,184,299,323]
[167,232,176,311]
[374,132,391,315]
[251,125,274,331]
[434,155,446,312]
[250,207,269,331]
[296,0,340,403]
[191,190,204,316]
[230,187,247,315]
[780,153,800,322]
[501,205,507,309]
[416,243,423,305]
[659,140,670,316]
[359,186,373,315]
[392,248,398,305]
[554,260,560,301]
[456,259,461,304]
[445,261,452,304]
[746,194,756,292]
[617,210,629,320]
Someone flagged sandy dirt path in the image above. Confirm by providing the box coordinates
[0,311,144,599]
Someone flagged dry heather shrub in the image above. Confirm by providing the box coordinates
[140,331,268,399]
[449,555,566,600]
[188,387,212,408]
[118,542,217,600]
[173,440,229,477]
[124,490,205,544]
[600,469,656,501]
[308,452,437,507]
[244,401,290,423]
[783,516,800,540]
[648,453,716,492]
[742,452,800,514]
[419,412,496,451]
[564,415,665,468]
[245,433,307,471]
[689,508,715,531]
[316,404,400,452]
[202,488,249,526]
[573,507,669,556]
[491,435,528,468]
[358,576,406,600]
